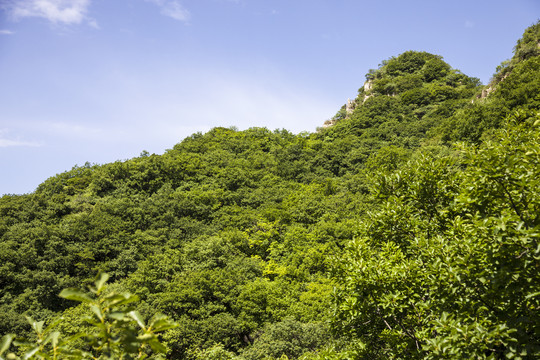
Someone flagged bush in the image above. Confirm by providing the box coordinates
[0,273,177,360]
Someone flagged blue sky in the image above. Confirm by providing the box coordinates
[0,0,538,195]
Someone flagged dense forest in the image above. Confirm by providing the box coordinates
[1,22,539,360]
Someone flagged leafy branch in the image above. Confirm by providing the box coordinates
[0,273,177,360]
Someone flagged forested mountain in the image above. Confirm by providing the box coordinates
[1,22,539,360]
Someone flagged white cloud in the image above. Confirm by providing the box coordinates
[4,0,91,25]
[0,30,15,35]
[0,132,40,147]
[126,69,337,138]
[0,139,40,147]
[88,18,99,29]
[146,0,190,22]
[0,129,40,147]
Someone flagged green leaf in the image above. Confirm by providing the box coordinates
[25,318,44,336]
[94,273,110,293]
[64,332,86,345]
[90,305,104,321]
[150,319,178,333]
[147,314,178,332]
[147,339,167,353]
[104,293,139,308]
[137,333,154,341]
[22,347,39,360]
[525,291,540,299]
[128,311,146,330]
[43,316,64,335]
[59,288,93,303]
[0,335,14,356]
[107,311,125,321]
[47,332,60,349]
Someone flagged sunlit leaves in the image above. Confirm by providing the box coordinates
[1,273,177,360]
[333,112,540,359]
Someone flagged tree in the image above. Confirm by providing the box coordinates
[333,111,540,359]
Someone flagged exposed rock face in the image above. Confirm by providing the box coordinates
[346,98,356,114]
[321,80,378,128]
[322,119,337,128]
[477,72,510,100]
[364,80,373,92]
[322,80,374,128]
[481,87,493,98]
[362,80,374,103]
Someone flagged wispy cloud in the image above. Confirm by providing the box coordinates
[88,18,99,29]
[0,30,15,35]
[0,129,40,147]
[2,0,91,25]
[0,139,40,147]
[146,0,190,22]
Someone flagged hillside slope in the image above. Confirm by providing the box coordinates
[0,21,539,360]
